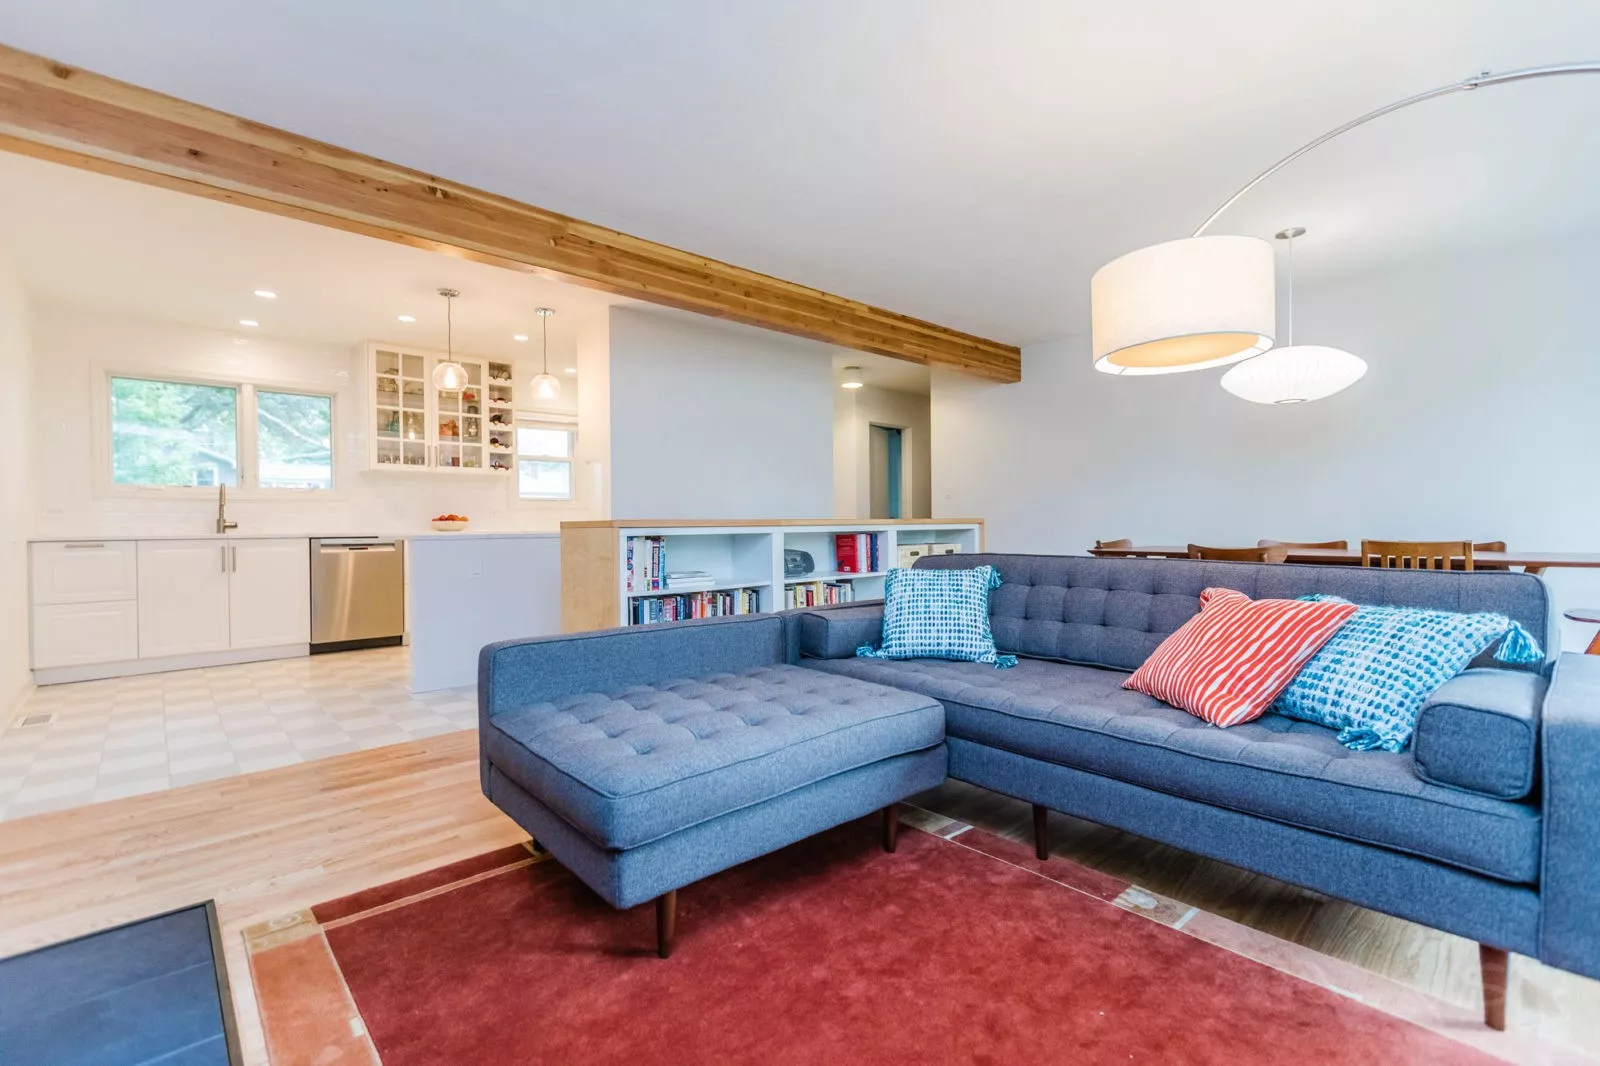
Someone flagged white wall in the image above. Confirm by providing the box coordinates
[0,252,34,714]
[606,306,836,519]
[30,305,598,536]
[833,385,931,519]
[932,235,1600,648]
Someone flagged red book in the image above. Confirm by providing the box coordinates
[835,533,859,573]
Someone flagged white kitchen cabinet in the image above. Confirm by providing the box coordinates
[137,540,232,658]
[30,540,138,605]
[367,343,516,475]
[32,600,139,669]
[228,538,311,648]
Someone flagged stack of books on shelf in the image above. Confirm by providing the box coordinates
[834,533,884,574]
[784,581,855,609]
[664,570,716,591]
[625,536,667,592]
[631,588,760,625]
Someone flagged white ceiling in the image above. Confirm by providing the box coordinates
[2,3,1599,348]
[0,151,628,363]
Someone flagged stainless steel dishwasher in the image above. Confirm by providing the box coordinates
[310,538,405,653]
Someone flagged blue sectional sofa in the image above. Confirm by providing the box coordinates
[480,553,1600,1027]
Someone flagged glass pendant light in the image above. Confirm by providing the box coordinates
[431,288,469,391]
[531,307,561,401]
[1220,228,1366,404]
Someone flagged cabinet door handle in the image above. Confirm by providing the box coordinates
[221,545,228,573]
[64,542,106,549]
[230,545,238,572]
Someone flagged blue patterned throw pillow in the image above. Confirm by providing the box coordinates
[1271,595,1542,751]
[857,565,1017,668]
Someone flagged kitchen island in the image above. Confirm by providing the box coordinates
[406,532,563,691]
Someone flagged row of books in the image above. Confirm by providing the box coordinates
[630,588,761,625]
[784,581,855,609]
[625,536,667,592]
[834,533,884,574]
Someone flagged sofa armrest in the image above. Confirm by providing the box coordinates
[1539,652,1600,978]
[799,604,885,660]
[478,614,787,720]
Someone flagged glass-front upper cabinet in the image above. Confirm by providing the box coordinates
[368,344,510,475]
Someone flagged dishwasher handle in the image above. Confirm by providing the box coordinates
[316,541,399,553]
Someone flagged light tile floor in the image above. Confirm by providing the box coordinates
[0,647,475,821]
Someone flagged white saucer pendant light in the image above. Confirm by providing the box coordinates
[1090,235,1275,375]
[1220,228,1366,405]
[531,307,560,401]
[431,288,470,392]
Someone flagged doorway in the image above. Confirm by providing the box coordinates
[869,424,904,520]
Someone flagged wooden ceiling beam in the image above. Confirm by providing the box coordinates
[0,45,1022,382]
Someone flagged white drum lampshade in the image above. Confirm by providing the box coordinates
[1091,235,1276,375]
[1220,345,1367,404]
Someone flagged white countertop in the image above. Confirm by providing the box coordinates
[29,530,562,543]
[29,532,393,543]
[407,532,561,542]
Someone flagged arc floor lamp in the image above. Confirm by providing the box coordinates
[1089,63,1600,401]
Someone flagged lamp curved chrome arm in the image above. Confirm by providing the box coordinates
[1192,63,1600,237]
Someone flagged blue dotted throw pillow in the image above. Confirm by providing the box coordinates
[857,565,1017,668]
[1271,595,1542,751]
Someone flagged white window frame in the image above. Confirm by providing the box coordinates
[514,413,576,502]
[96,367,341,498]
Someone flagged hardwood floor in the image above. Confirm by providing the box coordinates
[0,730,523,1065]
[2,734,1597,1063]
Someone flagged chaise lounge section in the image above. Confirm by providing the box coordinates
[478,613,946,956]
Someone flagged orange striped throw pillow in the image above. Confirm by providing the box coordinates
[1123,588,1358,728]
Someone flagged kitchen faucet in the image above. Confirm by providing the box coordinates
[216,483,238,534]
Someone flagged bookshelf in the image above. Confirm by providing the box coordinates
[560,519,984,631]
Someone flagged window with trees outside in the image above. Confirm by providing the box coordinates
[516,416,575,501]
[108,375,334,491]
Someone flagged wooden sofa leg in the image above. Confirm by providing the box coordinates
[882,803,901,853]
[1480,944,1508,1030]
[656,890,677,959]
[1033,804,1050,861]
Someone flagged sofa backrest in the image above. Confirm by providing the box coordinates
[913,553,1555,673]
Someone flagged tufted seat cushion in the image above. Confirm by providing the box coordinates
[483,664,943,851]
[801,655,1542,884]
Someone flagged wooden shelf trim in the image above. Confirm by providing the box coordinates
[561,518,987,530]
[0,46,1022,383]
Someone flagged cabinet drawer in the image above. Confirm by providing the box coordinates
[32,600,139,669]
[31,541,139,605]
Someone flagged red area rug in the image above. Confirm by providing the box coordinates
[248,820,1499,1065]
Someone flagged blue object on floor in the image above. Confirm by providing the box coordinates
[0,902,239,1065]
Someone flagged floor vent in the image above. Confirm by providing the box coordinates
[16,712,53,728]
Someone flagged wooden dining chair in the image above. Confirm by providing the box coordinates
[1187,544,1289,564]
[1361,540,1474,572]
[1095,538,1133,550]
[1473,541,1510,571]
[1258,539,1349,550]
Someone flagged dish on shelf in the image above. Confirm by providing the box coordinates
[431,513,469,531]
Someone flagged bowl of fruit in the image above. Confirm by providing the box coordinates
[431,513,470,531]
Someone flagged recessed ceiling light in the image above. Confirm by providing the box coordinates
[397,314,416,323]
[253,289,277,299]
[564,367,578,374]
[513,334,529,342]
[238,319,259,328]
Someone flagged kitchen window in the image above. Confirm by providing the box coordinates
[516,416,575,501]
[107,374,336,492]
